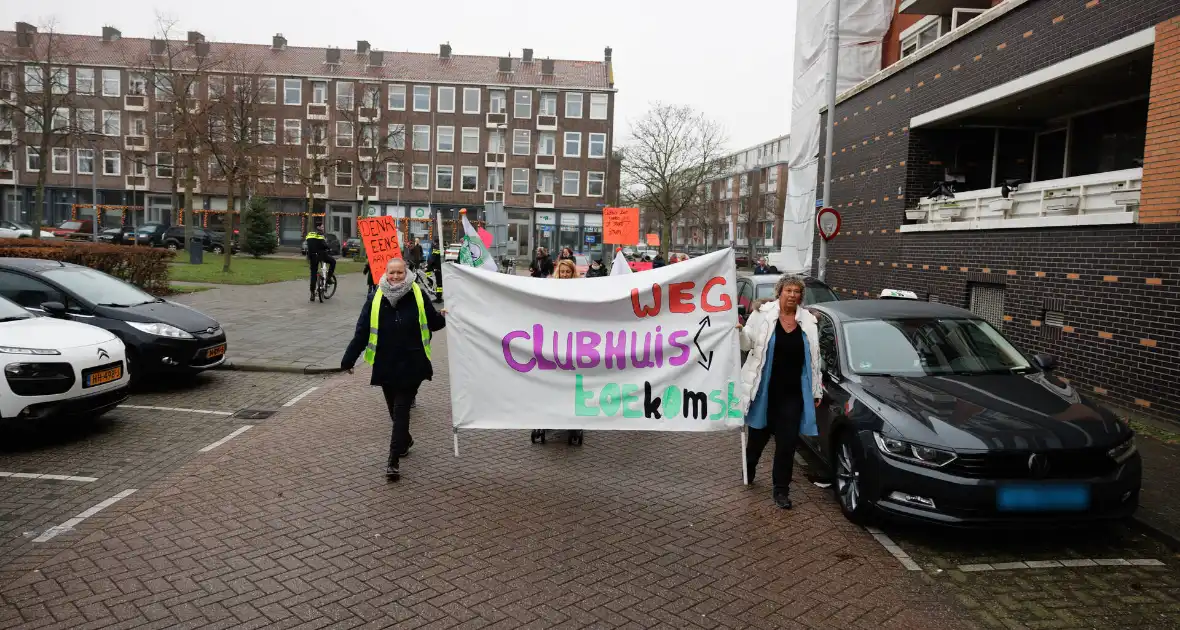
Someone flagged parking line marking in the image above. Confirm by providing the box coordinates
[865,527,921,571]
[33,489,137,543]
[122,404,232,416]
[282,386,319,407]
[0,472,97,483]
[199,425,253,452]
[956,558,1165,572]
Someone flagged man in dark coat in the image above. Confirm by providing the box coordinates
[529,247,554,278]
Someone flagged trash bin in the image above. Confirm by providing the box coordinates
[188,238,203,264]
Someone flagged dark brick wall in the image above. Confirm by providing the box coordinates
[814,0,1180,420]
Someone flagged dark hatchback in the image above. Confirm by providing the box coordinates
[803,300,1139,527]
[0,259,228,380]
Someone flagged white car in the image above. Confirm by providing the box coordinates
[0,296,129,421]
[0,220,33,239]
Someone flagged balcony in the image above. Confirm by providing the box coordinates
[181,178,201,194]
[536,115,557,131]
[485,112,507,128]
[903,169,1142,233]
[183,98,200,114]
[484,190,504,203]
[0,89,15,104]
[124,94,148,111]
[0,128,12,144]
[309,183,328,199]
[125,175,149,191]
[357,106,379,123]
[899,0,991,14]
[356,185,378,200]
[485,152,506,167]
[535,154,556,170]
[124,135,148,152]
[0,166,14,185]
[534,192,555,208]
[307,103,330,120]
[306,144,328,159]
[358,146,377,161]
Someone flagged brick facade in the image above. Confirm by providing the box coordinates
[1141,16,1180,223]
[816,0,1180,420]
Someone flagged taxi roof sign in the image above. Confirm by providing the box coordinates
[879,289,919,300]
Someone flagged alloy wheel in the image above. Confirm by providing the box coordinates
[836,441,860,514]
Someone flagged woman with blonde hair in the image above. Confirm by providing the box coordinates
[553,258,579,279]
[531,257,584,445]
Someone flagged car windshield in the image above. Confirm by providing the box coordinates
[40,267,158,307]
[58,221,82,230]
[137,225,159,234]
[0,295,33,321]
[843,318,1033,377]
[4,221,30,230]
[754,282,839,305]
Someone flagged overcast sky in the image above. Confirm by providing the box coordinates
[3,0,797,153]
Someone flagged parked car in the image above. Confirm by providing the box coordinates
[96,227,137,245]
[800,299,1139,526]
[342,237,362,258]
[300,233,341,256]
[0,220,33,239]
[736,274,838,325]
[161,226,213,251]
[0,294,129,421]
[0,259,228,381]
[49,220,94,239]
[734,253,751,268]
[134,223,168,246]
[206,230,240,255]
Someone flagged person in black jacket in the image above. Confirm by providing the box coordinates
[305,223,336,301]
[342,258,446,480]
[585,257,608,277]
[529,247,554,278]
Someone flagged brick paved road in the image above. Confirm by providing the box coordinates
[0,331,970,629]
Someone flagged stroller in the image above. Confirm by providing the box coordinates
[530,429,583,446]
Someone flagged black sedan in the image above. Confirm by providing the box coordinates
[736,273,838,325]
[0,259,228,381]
[803,300,1139,527]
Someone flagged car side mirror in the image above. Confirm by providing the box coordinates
[40,301,67,317]
[1033,353,1057,371]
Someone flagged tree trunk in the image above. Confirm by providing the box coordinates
[222,183,237,273]
[32,174,46,240]
[660,218,672,259]
[183,165,196,264]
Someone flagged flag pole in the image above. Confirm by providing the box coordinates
[741,426,749,485]
[453,427,459,457]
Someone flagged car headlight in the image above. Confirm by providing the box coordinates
[0,345,61,355]
[1108,436,1137,463]
[873,432,957,467]
[127,321,194,339]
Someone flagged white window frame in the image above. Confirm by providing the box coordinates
[77,109,96,134]
[102,150,120,176]
[561,170,580,196]
[259,157,277,183]
[565,92,583,118]
[587,171,605,197]
[154,152,172,179]
[283,78,302,105]
[25,147,41,172]
[539,92,557,116]
[511,168,529,195]
[460,165,478,192]
[590,93,608,120]
[900,15,942,59]
[335,161,353,187]
[437,126,455,152]
[336,81,354,110]
[411,163,430,190]
[127,72,146,96]
[259,77,277,104]
[413,85,431,112]
[387,123,406,150]
[588,133,607,158]
[388,84,406,110]
[461,127,479,153]
[283,158,300,184]
[24,107,41,133]
[284,119,302,145]
[514,90,532,119]
[102,110,121,136]
[311,81,328,105]
[210,76,229,100]
[77,148,95,175]
[75,68,94,95]
[563,132,581,158]
[51,107,69,133]
[462,87,481,114]
[23,65,43,93]
[488,131,505,154]
[412,125,430,151]
[336,121,354,148]
[101,69,120,97]
[435,164,454,191]
[51,147,70,174]
[48,68,67,95]
[362,84,380,109]
[437,86,456,113]
[154,75,173,101]
[490,89,506,114]
[536,171,555,194]
[385,162,404,189]
[259,118,276,144]
[513,129,531,156]
[538,132,556,156]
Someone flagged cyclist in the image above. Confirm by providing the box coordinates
[305,223,337,301]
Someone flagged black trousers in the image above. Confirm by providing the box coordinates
[381,381,420,466]
[308,255,336,293]
[431,265,443,299]
[746,397,803,491]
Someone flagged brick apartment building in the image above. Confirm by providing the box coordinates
[660,134,787,255]
[816,0,1180,419]
[0,23,618,253]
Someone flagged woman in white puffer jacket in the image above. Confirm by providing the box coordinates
[737,276,823,509]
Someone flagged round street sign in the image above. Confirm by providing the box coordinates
[817,207,841,241]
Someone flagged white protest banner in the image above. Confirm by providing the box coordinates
[444,248,742,432]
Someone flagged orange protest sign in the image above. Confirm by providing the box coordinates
[646,233,660,247]
[603,207,639,245]
[358,216,403,281]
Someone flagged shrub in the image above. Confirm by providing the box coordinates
[242,197,278,258]
[0,240,173,294]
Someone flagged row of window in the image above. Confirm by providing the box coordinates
[22,147,129,177]
[13,66,610,119]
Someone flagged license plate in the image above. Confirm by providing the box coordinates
[83,363,123,388]
[997,484,1090,512]
[205,344,226,359]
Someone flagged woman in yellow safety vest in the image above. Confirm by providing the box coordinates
[342,257,446,480]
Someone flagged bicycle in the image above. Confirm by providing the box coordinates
[499,256,517,275]
[316,260,337,302]
[411,262,437,295]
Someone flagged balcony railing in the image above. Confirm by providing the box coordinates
[357,106,379,122]
[125,175,149,190]
[484,190,504,203]
[356,185,378,200]
[903,168,1142,233]
[534,192,555,208]
[306,143,328,158]
[536,114,557,131]
[485,152,506,167]
[0,89,15,104]
[124,135,148,151]
[307,103,330,120]
[310,183,328,199]
[535,154,556,170]
[124,95,148,111]
[0,166,14,184]
[486,112,507,128]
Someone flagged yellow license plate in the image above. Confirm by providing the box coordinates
[206,344,226,359]
[86,366,122,387]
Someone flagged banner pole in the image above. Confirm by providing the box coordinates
[741,426,749,485]
[453,427,459,457]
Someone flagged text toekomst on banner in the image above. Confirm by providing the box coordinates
[444,249,743,432]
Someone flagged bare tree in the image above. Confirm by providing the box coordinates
[333,84,410,221]
[279,119,335,231]
[2,20,89,239]
[620,103,729,258]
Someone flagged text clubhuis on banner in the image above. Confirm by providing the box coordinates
[444,249,742,432]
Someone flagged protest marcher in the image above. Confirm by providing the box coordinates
[362,263,377,298]
[342,257,447,480]
[652,253,666,268]
[585,257,608,277]
[553,258,578,279]
[529,247,554,278]
[408,238,424,268]
[737,275,822,509]
[557,246,575,262]
[531,257,584,445]
[753,257,772,275]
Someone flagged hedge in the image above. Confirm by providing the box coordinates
[0,240,174,294]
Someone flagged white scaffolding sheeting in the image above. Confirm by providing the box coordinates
[773,0,894,274]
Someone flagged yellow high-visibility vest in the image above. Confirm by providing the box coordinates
[363,284,431,365]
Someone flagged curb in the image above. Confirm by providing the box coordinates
[1128,515,1180,552]
[213,360,344,375]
